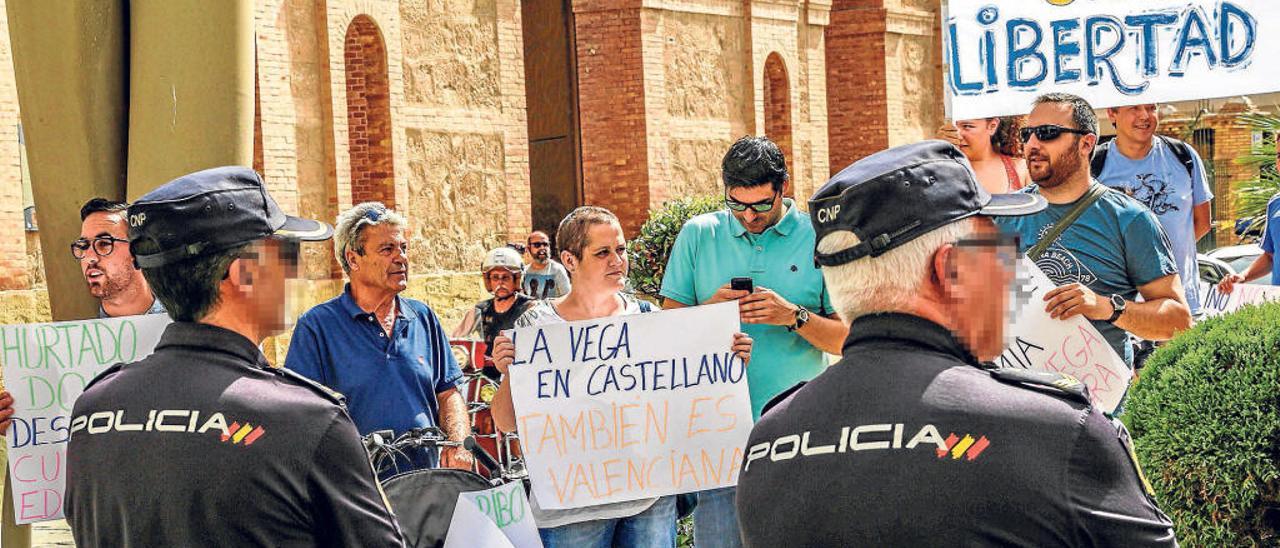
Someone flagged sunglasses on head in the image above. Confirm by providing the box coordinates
[1018,124,1093,144]
[725,191,779,213]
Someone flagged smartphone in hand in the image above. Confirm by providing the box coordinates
[731,277,754,293]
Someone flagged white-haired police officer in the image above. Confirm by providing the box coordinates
[64,166,405,546]
[735,141,1177,546]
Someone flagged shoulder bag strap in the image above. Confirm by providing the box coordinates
[1027,184,1110,261]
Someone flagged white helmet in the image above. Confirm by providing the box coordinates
[482,247,524,273]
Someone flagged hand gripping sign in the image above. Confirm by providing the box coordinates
[2,313,171,524]
[942,0,1280,120]
[997,259,1131,414]
[506,302,753,510]
[1198,280,1280,317]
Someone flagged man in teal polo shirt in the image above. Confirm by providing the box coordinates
[661,136,847,548]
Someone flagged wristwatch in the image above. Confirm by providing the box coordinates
[1106,294,1127,323]
[788,306,811,332]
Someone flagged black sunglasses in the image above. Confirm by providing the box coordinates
[725,191,780,213]
[954,233,1021,250]
[71,236,130,260]
[1018,124,1093,144]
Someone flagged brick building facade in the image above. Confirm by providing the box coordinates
[0,0,1272,326]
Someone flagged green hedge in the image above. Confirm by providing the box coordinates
[627,195,722,300]
[1126,303,1280,546]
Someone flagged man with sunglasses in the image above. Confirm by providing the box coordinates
[74,198,167,318]
[63,166,405,546]
[1094,103,1213,317]
[523,230,570,299]
[997,93,1192,370]
[737,140,1176,546]
[661,136,847,547]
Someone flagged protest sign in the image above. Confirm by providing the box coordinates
[507,302,751,510]
[942,1,1280,120]
[997,259,1130,414]
[443,481,542,548]
[1198,280,1280,316]
[2,313,171,524]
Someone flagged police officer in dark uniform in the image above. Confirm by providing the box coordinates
[735,141,1177,546]
[64,166,405,546]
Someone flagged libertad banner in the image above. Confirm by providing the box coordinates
[943,0,1280,120]
[2,313,171,524]
[507,302,752,510]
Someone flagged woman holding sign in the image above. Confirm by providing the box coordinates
[490,206,754,547]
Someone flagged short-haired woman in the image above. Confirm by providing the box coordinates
[490,206,753,547]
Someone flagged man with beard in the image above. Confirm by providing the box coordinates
[1094,103,1213,316]
[452,246,534,365]
[996,93,1192,369]
[75,198,167,318]
[522,230,570,299]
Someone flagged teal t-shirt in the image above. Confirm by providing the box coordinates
[660,200,833,419]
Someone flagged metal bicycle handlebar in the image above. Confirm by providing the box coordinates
[362,427,508,483]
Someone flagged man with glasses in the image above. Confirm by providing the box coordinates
[63,167,405,546]
[286,202,472,477]
[996,93,1192,369]
[522,230,569,299]
[1094,103,1213,317]
[73,198,166,318]
[453,246,534,365]
[660,136,847,547]
[737,140,1176,546]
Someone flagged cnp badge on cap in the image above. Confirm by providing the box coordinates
[809,140,1045,267]
[128,166,333,268]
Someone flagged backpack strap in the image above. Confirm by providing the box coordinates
[1027,184,1111,261]
[1157,135,1197,180]
[1089,139,1110,179]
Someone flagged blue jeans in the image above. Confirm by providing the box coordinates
[693,486,742,548]
[539,496,677,548]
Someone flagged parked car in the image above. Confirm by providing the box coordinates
[1197,254,1234,286]
[1206,244,1273,285]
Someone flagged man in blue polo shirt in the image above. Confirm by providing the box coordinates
[1219,193,1280,291]
[661,136,848,548]
[286,202,471,476]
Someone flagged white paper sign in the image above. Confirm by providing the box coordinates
[1198,280,1280,316]
[444,481,542,548]
[942,1,1280,120]
[508,302,752,510]
[2,313,171,524]
[997,259,1131,413]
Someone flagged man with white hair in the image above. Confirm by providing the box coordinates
[286,202,472,476]
[735,141,1177,546]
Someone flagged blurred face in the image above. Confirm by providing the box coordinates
[76,211,142,301]
[942,218,1020,361]
[1023,103,1092,189]
[485,268,519,299]
[348,223,409,294]
[237,237,301,337]
[563,222,627,295]
[956,118,999,154]
[528,232,551,264]
[726,184,784,235]
[1108,104,1158,145]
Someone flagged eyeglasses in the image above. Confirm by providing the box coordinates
[1018,124,1093,144]
[725,191,780,213]
[274,236,301,266]
[486,271,516,283]
[528,241,550,249]
[954,233,1022,265]
[71,236,130,260]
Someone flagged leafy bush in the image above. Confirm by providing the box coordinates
[627,195,722,299]
[1126,303,1280,546]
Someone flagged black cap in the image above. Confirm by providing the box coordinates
[809,140,1046,267]
[127,166,334,268]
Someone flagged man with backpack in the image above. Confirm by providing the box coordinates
[1092,103,1214,316]
[996,93,1193,370]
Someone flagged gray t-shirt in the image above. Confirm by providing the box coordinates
[513,294,658,528]
[522,260,571,300]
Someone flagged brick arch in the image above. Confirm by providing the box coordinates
[763,52,793,197]
[344,15,395,208]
